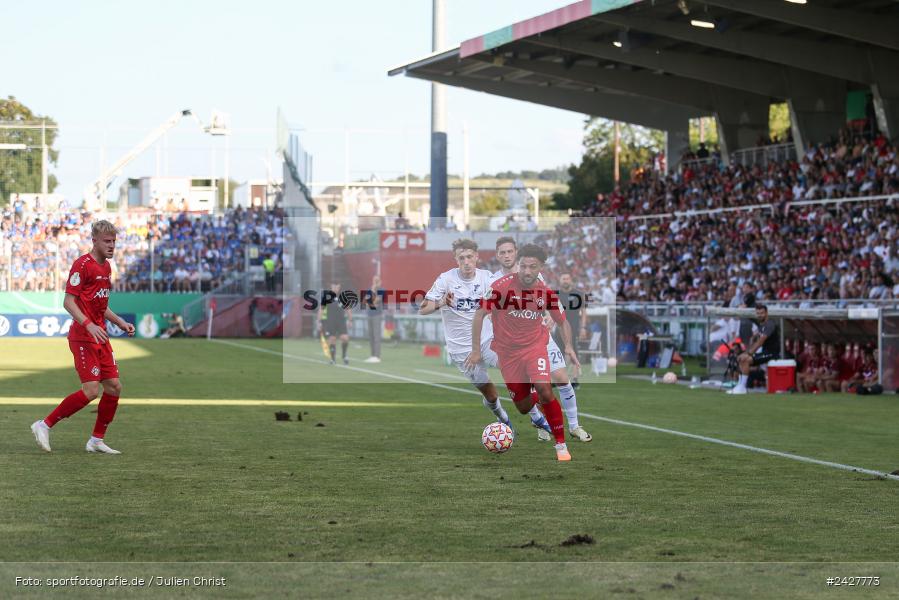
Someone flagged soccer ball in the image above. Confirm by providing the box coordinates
[482,422,514,454]
[607,357,618,367]
[663,371,678,384]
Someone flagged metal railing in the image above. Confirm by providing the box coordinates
[181,275,247,330]
[731,143,796,167]
[624,192,898,221]
[623,298,899,317]
[679,156,719,171]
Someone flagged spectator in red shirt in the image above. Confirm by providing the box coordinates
[798,343,822,393]
[817,345,842,392]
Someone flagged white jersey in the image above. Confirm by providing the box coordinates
[426,268,495,354]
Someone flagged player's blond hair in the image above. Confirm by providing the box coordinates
[91,220,117,238]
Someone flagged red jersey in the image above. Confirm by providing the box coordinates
[802,356,821,373]
[65,253,112,343]
[481,273,565,355]
[837,357,856,381]
[820,357,839,374]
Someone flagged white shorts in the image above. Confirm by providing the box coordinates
[449,341,499,386]
[547,337,566,372]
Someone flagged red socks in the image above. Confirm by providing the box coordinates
[540,397,566,444]
[92,393,120,439]
[44,390,91,428]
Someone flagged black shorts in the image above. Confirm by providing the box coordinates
[322,321,347,337]
[751,352,779,367]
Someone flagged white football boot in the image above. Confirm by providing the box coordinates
[31,420,51,452]
[569,426,593,442]
[86,437,121,455]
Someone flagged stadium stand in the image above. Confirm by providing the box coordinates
[0,204,285,293]
[536,131,899,304]
[583,131,896,217]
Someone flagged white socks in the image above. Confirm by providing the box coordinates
[557,383,579,429]
[738,374,748,388]
[483,398,509,423]
[527,404,544,426]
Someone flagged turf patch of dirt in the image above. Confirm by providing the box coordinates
[560,533,595,546]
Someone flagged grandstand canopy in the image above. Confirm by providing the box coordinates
[389,0,899,166]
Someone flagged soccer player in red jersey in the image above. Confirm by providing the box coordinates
[31,220,135,454]
[466,244,580,461]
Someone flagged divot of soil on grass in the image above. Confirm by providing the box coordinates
[516,540,546,549]
[559,533,595,546]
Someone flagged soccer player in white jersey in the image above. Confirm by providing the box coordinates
[420,238,552,435]
[492,236,593,442]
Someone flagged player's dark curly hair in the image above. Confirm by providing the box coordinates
[518,243,547,264]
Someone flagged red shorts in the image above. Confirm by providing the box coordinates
[69,340,119,383]
[496,346,551,403]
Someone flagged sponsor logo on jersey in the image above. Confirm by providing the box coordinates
[509,309,542,320]
[69,272,81,286]
[454,298,480,311]
[93,288,110,299]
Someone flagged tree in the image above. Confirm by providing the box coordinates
[582,118,665,162]
[551,153,611,211]
[689,116,720,150]
[769,103,792,143]
[0,96,59,203]
[551,118,664,210]
[470,191,507,215]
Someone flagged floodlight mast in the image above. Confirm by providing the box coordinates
[83,109,205,210]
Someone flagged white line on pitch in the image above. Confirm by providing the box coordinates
[215,339,899,482]
[0,398,464,408]
[578,412,899,482]
[214,339,473,394]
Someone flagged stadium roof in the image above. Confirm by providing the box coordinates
[389,0,899,160]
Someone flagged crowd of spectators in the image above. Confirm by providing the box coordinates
[540,130,899,304]
[115,206,285,293]
[0,199,284,293]
[0,196,87,292]
[582,130,897,218]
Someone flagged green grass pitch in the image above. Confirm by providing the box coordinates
[1,337,898,598]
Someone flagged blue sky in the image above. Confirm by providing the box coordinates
[3,0,587,199]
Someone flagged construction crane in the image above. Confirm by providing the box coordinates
[83,109,205,210]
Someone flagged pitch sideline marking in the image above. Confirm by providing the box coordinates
[216,339,899,482]
[0,398,464,408]
[578,412,899,481]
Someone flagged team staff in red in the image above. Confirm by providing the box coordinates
[466,244,580,461]
[31,220,135,454]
